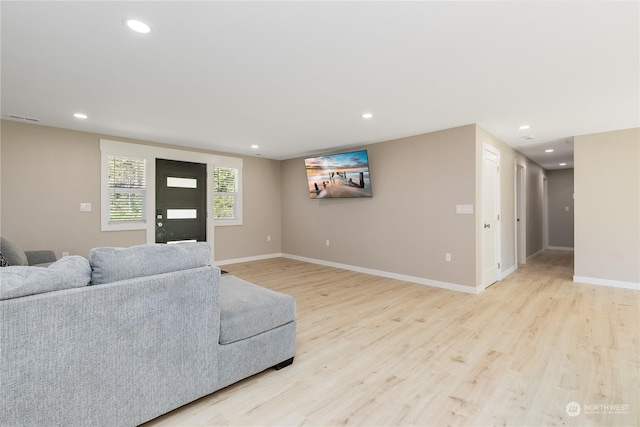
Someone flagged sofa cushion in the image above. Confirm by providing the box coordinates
[219,275,296,344]
[0,256,91,300]
[89,242,211,285]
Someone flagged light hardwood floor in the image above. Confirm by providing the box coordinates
[145,251,639,426]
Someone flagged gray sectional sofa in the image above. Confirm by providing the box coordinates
[0,242,296,427]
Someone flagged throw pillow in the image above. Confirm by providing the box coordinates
[0,251,8,267]
[0,236,28,266]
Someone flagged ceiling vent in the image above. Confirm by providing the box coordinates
[5,114,39,122]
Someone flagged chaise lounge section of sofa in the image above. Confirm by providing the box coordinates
[0,242,296,427]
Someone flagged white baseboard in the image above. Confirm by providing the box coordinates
[500,264,517,280]
[215,253,283,266]
[216,253,640,293]
[527,249,544,260]
[573,276,640,291]
[282,253,480,294]
[547,246,574,251]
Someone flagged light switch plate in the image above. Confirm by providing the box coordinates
[80,203,92,212]
[456,204,474,214]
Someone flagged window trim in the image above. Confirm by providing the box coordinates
[100,140,243,255]
[213,166,243,226]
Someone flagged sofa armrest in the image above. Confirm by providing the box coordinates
[25,250,57,266]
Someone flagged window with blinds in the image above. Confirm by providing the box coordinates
[213,167,238,220]
[101,139,243,231]
[107,155,146,223]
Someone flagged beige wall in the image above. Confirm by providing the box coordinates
[0,120,282,261]
[10,119,634,289]
[280,124,547,290]
[215,155,282,261]
[547,169,574,248]
[574,128,640,285]
[282,125,478,288]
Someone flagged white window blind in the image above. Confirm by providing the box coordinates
[107,155,146,223]
[213,167,238,221]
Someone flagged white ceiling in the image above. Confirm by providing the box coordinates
[1,1,638,168]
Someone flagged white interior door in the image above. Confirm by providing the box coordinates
[542,176,549,249]
[482,146,501,288]
[516,163,526,264]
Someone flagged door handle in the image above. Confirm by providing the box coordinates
[484,223,491,229]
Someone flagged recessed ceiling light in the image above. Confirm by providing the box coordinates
[361,113,373,119]
[125,19,151,34]
[545,149,554,153]
[518,125,531,130]
[251,144,259,149]
[559,163,567,166]
[73,113,88,119]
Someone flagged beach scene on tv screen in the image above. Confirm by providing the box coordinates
[305,150,372,199]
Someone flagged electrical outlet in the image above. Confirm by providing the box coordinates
[445,253,452,262]
[326,240,330,247]
[267,235,271,242]
[62,252,70,257]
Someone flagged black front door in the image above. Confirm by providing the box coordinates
[155,159,207,243]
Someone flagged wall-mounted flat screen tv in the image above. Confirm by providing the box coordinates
[305,149,372,199]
